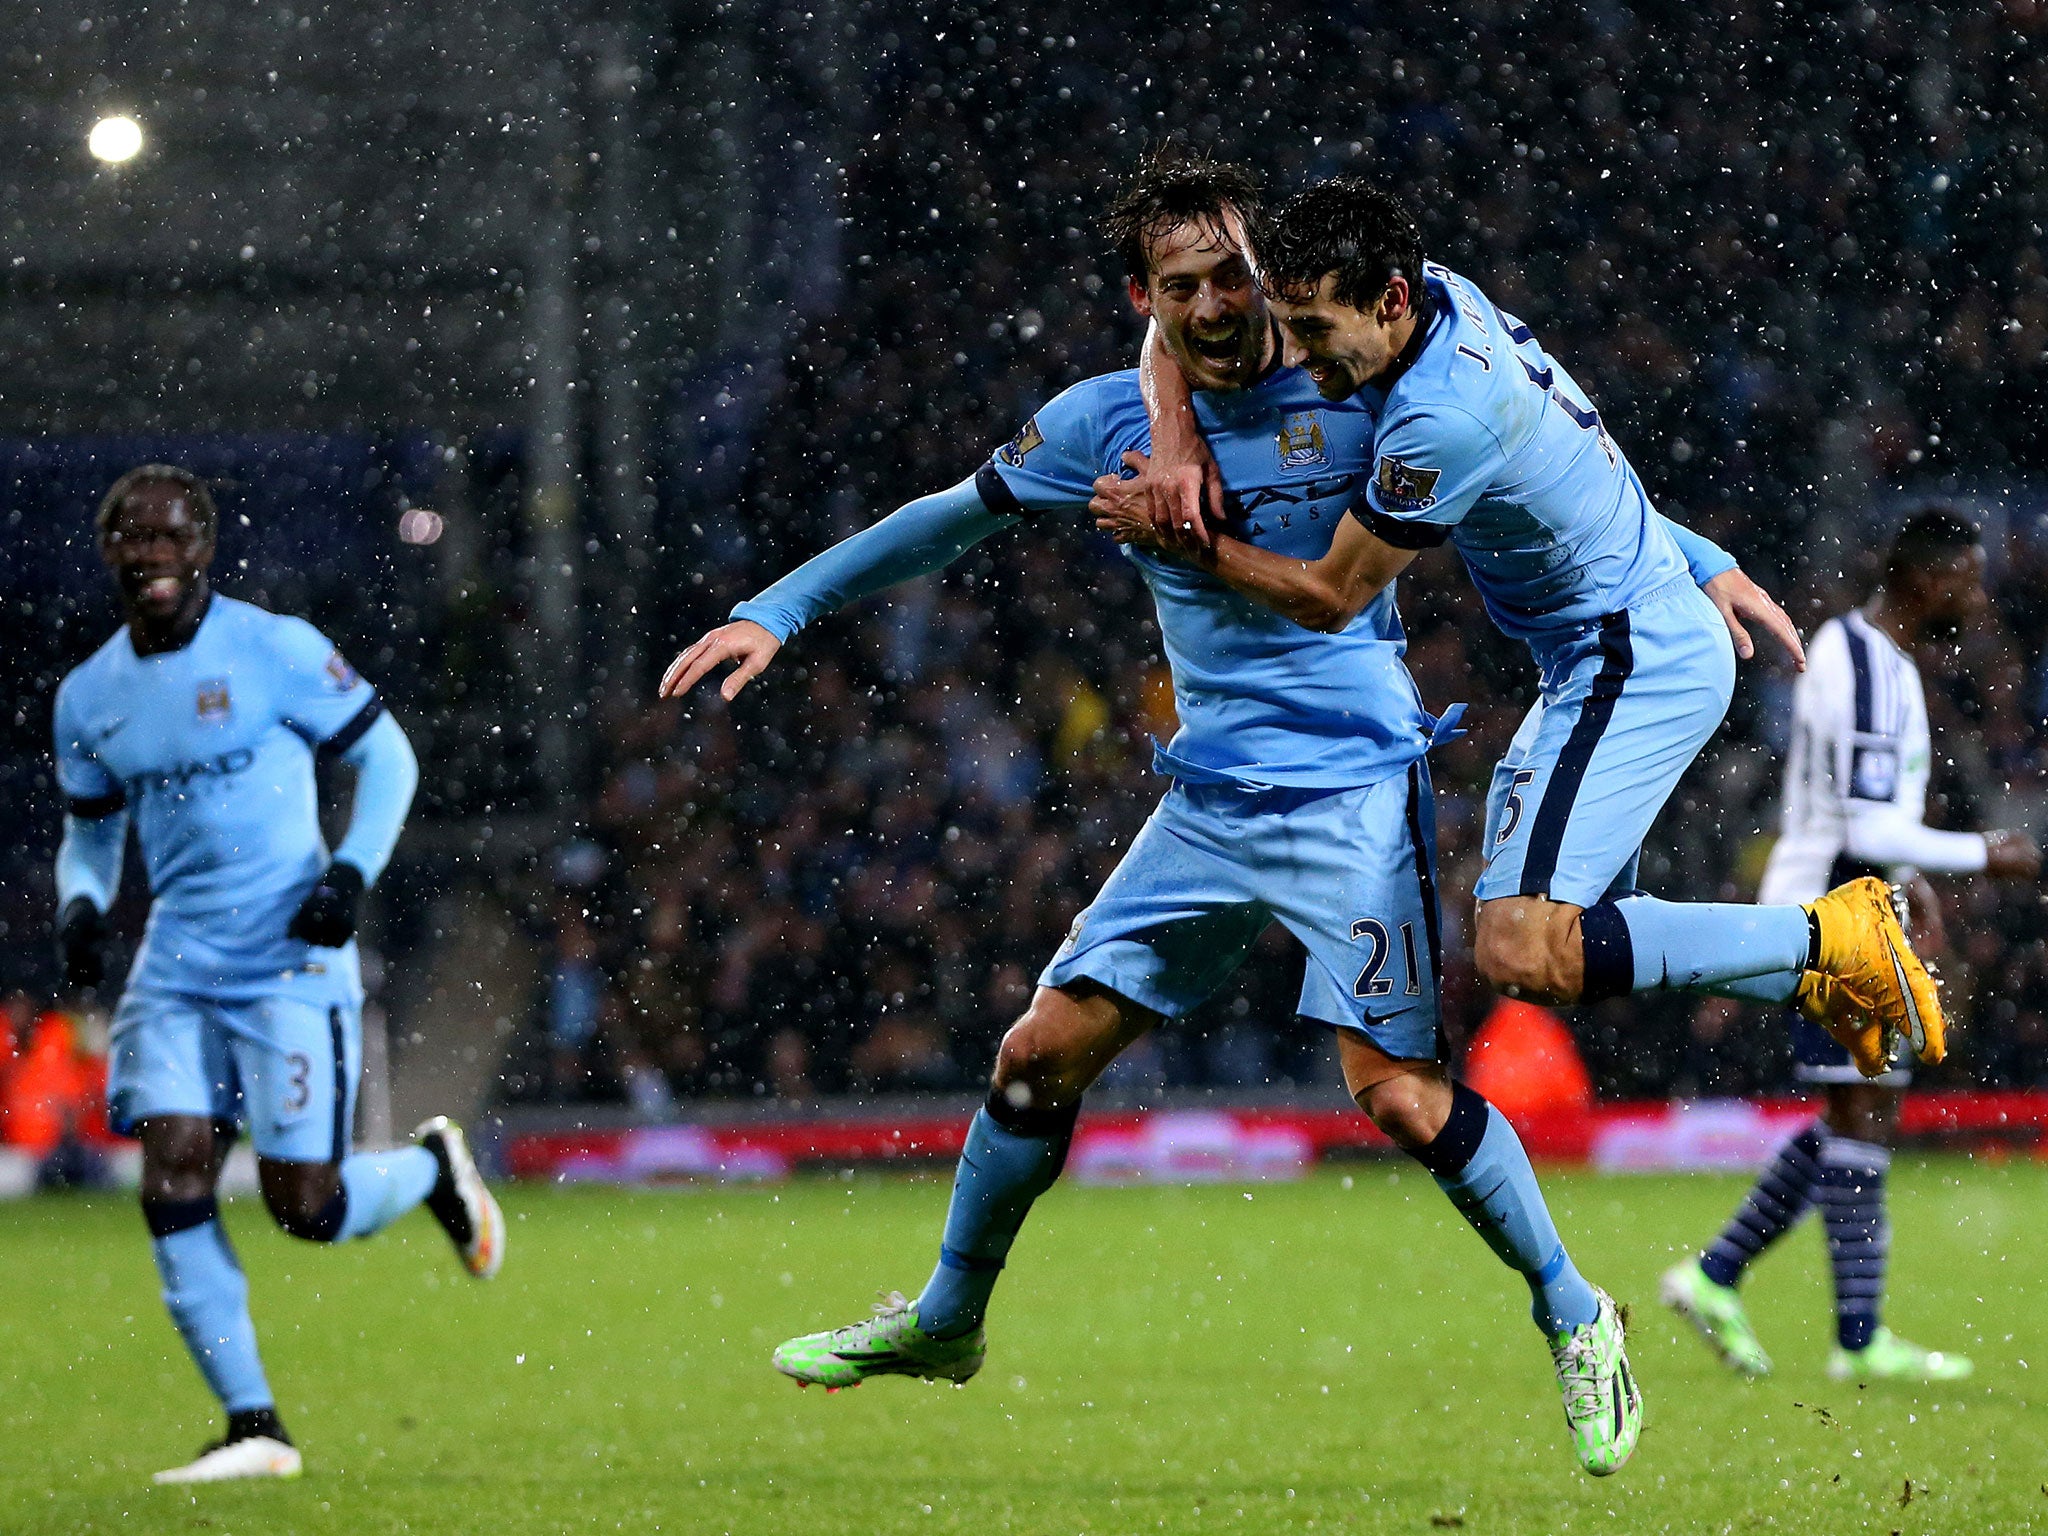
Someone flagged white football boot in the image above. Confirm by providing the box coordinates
[416,1115,506,1279]
[153,1434,302,1484]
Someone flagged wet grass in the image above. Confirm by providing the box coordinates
[3,1156,2044,1534]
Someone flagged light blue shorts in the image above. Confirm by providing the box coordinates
[1040,759,1443,1061]
[107,989,362,1163]
[1476,578,1736,909]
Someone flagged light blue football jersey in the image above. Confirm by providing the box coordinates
[1352,263,1691,648]
[977,361,1438,790]
[53,594,381,996]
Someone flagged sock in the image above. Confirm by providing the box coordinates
[227,1406,292,1445]
[1580,894,1811,1004]
[1816,1134,1890,1351]
[915,1091,1078,1339]
[335,1147,442,1240]
[145,1197,274,1414]
[1699,1119,1825,1286]
[1413,1083,1601,1335]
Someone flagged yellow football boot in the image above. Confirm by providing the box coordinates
[1792,970,1894,1078]
[1804,877,1945,1067]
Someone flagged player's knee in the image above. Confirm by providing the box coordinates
[992,999,1093,1110]
[259,1160,347,1243]
[1473,904,1580,1003]
[1355,1073,1447,1152]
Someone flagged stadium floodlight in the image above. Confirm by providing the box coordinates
[88,115,144,164]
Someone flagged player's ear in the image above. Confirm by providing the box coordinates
[1382,273,1411,323]
[1127,275,1154,319]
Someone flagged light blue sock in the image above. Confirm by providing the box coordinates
[149,1202,273,1413]
[1420,1087,1600,1335]
[336,1146,441,1240]
[916,1102,1074,1339]
[1580,893,1810,1002]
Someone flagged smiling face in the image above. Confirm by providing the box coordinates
[100,479,215,639]
[1270,271,1417,400]
[1128,208,1274,393]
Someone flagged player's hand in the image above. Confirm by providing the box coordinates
[659,620,782,702]
[55,897,107,988]
[1091,452,1215,562]
[289,861,364,947]
[1985,829,2043,880]
[1702,568,1806,671]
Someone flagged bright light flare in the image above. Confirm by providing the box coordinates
[398,508,445,546]
[88,115,144,164]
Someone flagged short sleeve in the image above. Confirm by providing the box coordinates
[1351,404,1506,548]
[52,677,124,814]
[973,381,1113,521]
[266,614,382,751]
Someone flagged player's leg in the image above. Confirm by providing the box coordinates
[914,980,1154,1340]
[1270,762,1636,1475]
[236,997,442,1247]
[113,993,301,1482]
[771,785,1266,1388]
[1816,1082,1968,1381]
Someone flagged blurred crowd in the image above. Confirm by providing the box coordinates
[510,0,2048,1105]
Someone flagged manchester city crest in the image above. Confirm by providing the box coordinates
[195,680,231,720]
[1275,413,1329,471]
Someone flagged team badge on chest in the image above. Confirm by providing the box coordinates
[1276,413,1329,471]
[195,679,232,721]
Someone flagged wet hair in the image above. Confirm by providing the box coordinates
[96,464,218,542]
[1102,147,1263,284]
[1254,175,1425,312]
[1883,504,1980,588]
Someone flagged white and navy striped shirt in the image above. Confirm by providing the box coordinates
[1759,609,1987,905]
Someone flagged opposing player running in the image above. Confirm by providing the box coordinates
[1109,176,1944,1075]
[663,157,1642,1475]
[1663,508,2039,1381]
[52,465,503,1484]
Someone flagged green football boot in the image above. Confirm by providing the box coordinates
[1659,1257,1772,1377]
[772,1291,985,1389]
[1827,1327,1973,1383]
[1551,1289,1642,1477]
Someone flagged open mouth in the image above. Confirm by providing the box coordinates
[137,575,183,603]
[1189,328,1246,364]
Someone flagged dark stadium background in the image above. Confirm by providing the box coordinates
[7,0,2048,1131]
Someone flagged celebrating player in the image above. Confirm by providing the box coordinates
[663,156,1642,1476]
[51,466,505,1484]
[1663,508,2040,1381]
[1108,176,1944,1075]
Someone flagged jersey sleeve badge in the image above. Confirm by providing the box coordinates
[1374,454,1442,513]
[995,417,1045,468]
[323,652,361,691]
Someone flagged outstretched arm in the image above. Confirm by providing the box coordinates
[660,475,1013,700]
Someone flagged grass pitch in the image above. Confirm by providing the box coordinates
[4,1157,2046,1534]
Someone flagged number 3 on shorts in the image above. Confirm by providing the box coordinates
[1496,768,1539,846]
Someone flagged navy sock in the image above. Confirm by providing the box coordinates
[1413,1083,1600,1335]
[1580,894,1809,1004]
[1817,1134,1890,1351]
[916,1092,1077,1339]
[145,1197,274,1414]
[1700,1120,1825,1287]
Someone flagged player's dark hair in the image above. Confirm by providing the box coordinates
[96,464,219,542]
[1102,147,1264,284]
[1255,176,1425,312]
[1883,504,1980,587]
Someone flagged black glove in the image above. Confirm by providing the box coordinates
[56,898,107,988]
[288,861,365,947]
